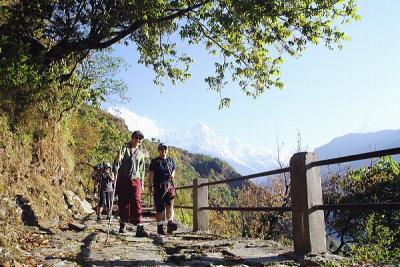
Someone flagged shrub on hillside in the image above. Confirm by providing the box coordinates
[237,178,292,242]
[324,156,400,263]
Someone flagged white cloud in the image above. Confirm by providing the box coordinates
[108,107,161,138]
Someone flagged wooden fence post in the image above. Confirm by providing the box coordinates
[290,152,326,255]
[193,178,209,231]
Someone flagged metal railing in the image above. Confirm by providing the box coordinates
[174,147,400,255]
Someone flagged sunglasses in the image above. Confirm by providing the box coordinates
[133,135,144,140]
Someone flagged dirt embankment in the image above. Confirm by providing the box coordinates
[0,117,89,263]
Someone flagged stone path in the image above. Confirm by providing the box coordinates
[12,211,342,266]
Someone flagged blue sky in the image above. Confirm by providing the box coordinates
[105,0,400,154]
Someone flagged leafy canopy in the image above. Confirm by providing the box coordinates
[1,0,359,108]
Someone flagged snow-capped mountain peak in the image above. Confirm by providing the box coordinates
[108,107,278,175]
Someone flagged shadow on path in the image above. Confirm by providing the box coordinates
[16,194,53,234]
[83,259,164,266]
[76,232,96,266]
[165,251,296,266]
[76,226,167,266]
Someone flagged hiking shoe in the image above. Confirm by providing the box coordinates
[157,225,165,235]
[167,221,178,234]
[135,225,148,237]
[96,215,101,221]
[119,223,126,234]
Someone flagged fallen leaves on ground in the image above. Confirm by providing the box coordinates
[19,232,50,250]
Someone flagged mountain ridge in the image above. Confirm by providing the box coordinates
[314,129,400,169]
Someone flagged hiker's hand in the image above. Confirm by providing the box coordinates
[115,148,122,163]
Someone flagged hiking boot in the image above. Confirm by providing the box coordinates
[135,225,148,237]
[119,223,126,234]
[167,221,177,234]
[96,214,101,221]
[157,225,165,235]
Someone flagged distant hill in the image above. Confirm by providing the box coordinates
[184,151,242,188]
[314,129,400,170]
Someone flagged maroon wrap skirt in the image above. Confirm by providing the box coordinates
[116,178,143,225]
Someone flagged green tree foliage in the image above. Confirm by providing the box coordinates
[68,106,130,195]
[323,156,400,262]
[70,107,130,166]
[54,51,128,121]
[1,0,360,111]
[350,214,400,264]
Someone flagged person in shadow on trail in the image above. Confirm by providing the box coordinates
[114,130,148,237]
[148,143,178,235]
[96,162,114,221]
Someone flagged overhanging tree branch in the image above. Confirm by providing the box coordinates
[45,1,210,65]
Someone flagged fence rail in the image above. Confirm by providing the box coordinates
[174,205,193,209]
[313,202,400,211]
[175,185,193,190]
[199,206,292,212]
[198,167,290,187]
[174,146,400,255]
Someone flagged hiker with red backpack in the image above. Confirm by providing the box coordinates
[148,143,178,235]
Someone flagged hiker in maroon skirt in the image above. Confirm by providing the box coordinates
[114,130,148,237]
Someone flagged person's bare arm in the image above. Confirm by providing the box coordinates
[109,172,114,181]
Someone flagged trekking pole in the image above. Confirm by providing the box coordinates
[174,180,186,223]
[105,147,122,245]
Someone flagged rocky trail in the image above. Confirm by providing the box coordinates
[3,207,312,267]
